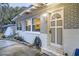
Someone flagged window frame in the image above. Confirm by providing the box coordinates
[26,18,40,32]
[26,19,31,31]
[32,18,40,32]
[49,7,64,47]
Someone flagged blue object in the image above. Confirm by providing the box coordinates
[74,48,79,56]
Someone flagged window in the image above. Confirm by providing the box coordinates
[26,20,31,31]
[50,12,63,45]
[32,18,40,32]
[26,18,40,32]
[17,20,22,30]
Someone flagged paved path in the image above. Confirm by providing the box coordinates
[0,40,41,56]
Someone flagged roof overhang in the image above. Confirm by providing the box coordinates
[12,3,59,21]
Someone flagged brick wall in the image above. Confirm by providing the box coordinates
[64,3,79,29]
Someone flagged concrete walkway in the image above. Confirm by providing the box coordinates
[0,40,42,56]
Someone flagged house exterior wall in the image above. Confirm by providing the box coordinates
[63,29,79,55]
[15,3,79,55]
[63,4,79,55]
[53,3,79,55]
[39,3,79,55]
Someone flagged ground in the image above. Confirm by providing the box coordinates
[0,32,48,56]
[0,40,48,56]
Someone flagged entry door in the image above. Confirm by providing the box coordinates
[49,8,63,46]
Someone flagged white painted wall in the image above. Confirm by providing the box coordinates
[16,31,48,48]
[40,15,48,34]
[17,31,40,44]
[16,28,79,56]
[39,33,48,49]
[63,29,79,56]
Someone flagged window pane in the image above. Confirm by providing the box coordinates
[51,28,55,43]
[17,20,22,30]
[17,27,22,30]
[26,20,31,31]
[51,21,55,26]
[32,18,40,32]
[52,15,56,20]
[32,25,40,32]
[57,20,62,26]
[52,13,61,19]
[26,25,31,31]
[57,28,62,45]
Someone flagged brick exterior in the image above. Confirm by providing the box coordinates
[64,4,79,29]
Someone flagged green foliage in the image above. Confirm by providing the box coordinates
[0,3,27,25]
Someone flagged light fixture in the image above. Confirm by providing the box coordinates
[25,9,32,14]
[31,6,37,10]
[26,9,31,12]
[32,3,41,8]
[42,13,48,17]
